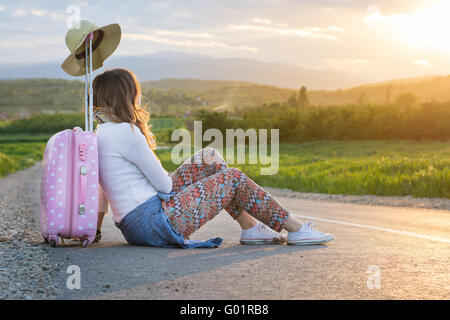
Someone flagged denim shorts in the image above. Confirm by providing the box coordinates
[115,193,222,249]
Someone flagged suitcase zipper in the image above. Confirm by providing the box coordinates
[66,130,74,239]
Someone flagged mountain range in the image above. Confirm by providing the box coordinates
[0,51,368,90]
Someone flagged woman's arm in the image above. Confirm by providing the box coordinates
[120,125,173,193]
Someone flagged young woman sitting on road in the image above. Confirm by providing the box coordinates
[93,68,333,248]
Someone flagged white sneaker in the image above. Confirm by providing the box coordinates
[240,222,286,245]
[287,222,333,245]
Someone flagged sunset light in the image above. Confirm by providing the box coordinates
[366,2,450,52]
[0,0,449,304]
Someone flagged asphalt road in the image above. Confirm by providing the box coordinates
[47,195,450,300]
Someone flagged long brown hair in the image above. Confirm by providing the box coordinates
[93,68,156,150]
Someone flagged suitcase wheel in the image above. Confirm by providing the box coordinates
[48,235,58,247]
[81,239,89,248]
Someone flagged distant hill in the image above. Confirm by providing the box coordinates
[0,79,84,118]
[0,78,294,117]
[1,74,450,119]
[142,75,450,107]
[0,51,365,90]
[141,79,294,112]
[308,74,450,105]
[143,78,259,91]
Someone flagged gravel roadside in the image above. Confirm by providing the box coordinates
[0,161,448,299]
[0,162,63,300]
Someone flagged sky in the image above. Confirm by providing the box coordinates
[0,0,449,82]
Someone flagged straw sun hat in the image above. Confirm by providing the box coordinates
[61,20,121,76]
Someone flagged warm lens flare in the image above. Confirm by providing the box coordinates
[400,3,450,52]
[366,2,450,52]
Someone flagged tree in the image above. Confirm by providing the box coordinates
[287,93,298,108]
[298,86,309,107]
[357,92,366,105]
[385,85,392,104]
[395,91,417,107]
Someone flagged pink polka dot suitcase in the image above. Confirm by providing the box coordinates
[40,127,99,247]
[40,32,100,247]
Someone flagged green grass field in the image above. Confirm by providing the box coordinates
[156,140,450,199]
[0,117,184,176]
[1,137,448,199]
[151,118,185,130]
[0,141,45,177]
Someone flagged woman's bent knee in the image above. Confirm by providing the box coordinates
[225,167,242,177]
[201,147,227,166]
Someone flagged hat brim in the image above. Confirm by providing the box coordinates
[61,23,121,76]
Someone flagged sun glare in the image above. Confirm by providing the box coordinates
[400,3,450,52]
[367,2,450,52]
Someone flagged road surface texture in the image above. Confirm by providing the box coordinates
[51,194,450,299]
[1,162,449,299]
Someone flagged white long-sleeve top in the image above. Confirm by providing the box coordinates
[95,122,172,223]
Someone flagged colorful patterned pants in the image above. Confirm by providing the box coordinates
[162,148,290,238]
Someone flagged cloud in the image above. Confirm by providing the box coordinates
[323,58,370,64]
[251,17,344,35]
[328,25,344,32]
[0,5,5,12]
[12,8,27,17]
[228,22,342,41]
[147,2,170,9]
[412,60,435,68]
[48,12,66,23]
[253,17,272,25]
[123,33,258,53]
[0,40,35,49]
[364,5,408,29]
[31,10,46,17]
[10,7,51,19]
[253,17,288,28]
[154,29,215,39]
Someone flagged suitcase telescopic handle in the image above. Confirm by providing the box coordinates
[84,32,94,132]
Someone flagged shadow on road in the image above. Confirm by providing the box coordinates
[50,239,328,299]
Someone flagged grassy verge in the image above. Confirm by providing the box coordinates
[0,133,52,143]
[1,137,448,199]
[156,140,450,199]
[0,141,45,177]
